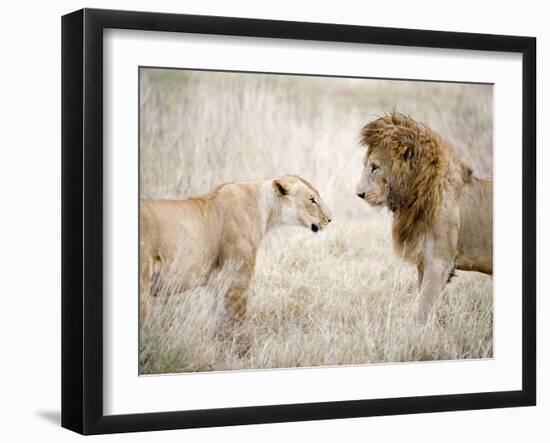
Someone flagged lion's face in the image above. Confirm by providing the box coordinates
[355,151,390,207]
[274,175,332,233]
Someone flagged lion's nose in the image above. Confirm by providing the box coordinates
[356,192,365,199]
[328,218,332,223]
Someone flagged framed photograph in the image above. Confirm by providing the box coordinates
[62,8,536,435]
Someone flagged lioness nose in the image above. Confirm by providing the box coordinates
[356,192,365,199]
[328,218,332,223]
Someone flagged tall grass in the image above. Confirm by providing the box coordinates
[139,68,493,374]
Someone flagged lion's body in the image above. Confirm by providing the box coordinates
[456,178,493,274]
[356,112,492,322]
[140,176,331,328]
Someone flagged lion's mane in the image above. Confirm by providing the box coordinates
[360,112,473,262]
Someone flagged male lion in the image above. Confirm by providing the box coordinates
[355,112,492,323]
[140,175,332,330]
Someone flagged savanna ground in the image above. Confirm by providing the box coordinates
[139,68,493,374]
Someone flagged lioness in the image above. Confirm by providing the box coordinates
[140,175,332,329]
[355,112,493,323]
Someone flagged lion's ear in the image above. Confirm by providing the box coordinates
[393,128,416,161]
[273,179,288,196]
[397,144,414,161]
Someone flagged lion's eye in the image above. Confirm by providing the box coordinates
[310,197,317,205]
[371,163,379,173]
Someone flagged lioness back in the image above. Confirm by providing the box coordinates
[140,198,223,292]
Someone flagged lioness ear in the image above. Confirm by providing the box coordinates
[273,180,288,196]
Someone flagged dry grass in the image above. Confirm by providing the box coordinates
[139,68,493,374]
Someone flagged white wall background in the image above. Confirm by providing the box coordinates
[0,0,546,441]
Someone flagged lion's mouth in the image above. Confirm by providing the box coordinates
[311,221,331,233]
[367,199,383,206]
[365,193,383,206]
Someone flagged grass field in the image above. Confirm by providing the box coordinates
[139,68,493,374]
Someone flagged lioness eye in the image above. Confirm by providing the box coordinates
[310,197,317,204]
[371,163,379,173]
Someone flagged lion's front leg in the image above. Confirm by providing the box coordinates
[414,258,454,324]
[413,229,458,324]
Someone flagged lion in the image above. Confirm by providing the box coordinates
[355,112,492,323]
[140,174,332,330]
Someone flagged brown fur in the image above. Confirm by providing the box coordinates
[356,112,492,323]
[360,112,473,262]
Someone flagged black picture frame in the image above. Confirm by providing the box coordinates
[61,8,536,435]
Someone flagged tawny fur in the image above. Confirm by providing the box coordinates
[140,175,332,331]
[356,112,492,323]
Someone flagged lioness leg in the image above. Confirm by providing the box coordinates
[216,250,256,357]
[222,271,254,357]
[139,256,153,326]
[223,267,253,327]
[216,247,256,327]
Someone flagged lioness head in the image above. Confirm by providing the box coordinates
[273,175,332,233]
